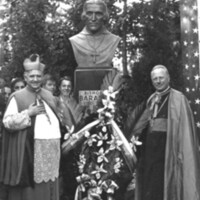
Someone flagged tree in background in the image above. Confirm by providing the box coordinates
[2,0,77,80]
[1,0,182,112]
[115,0,182,122]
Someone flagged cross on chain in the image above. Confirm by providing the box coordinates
[90,51,100,63]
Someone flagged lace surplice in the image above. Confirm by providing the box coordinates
[34,139,60,183]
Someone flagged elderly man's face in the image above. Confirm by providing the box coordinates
[24,70,43,91]
[85,3,105,34]
[151,68,170,92]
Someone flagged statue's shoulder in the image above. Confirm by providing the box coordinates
[100,29,120,44]
[69,33,82,41]
[103,31,121,46]
[69,29,86,42]
[108,32,121,42]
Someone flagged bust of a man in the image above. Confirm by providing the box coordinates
[69,0,121,68]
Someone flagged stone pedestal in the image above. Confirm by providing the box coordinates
[74,67,112,112]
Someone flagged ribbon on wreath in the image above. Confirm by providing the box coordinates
[101,180,119,194]
[62,119,100,155]
[75,174,101,200]
[110,119,137,173]
[62,118,137,172]
[74,174,92,200]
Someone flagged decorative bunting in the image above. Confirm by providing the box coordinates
[180,0,200,133]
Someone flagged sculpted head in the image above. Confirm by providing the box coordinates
[81,0,109,34]
[151,65,170,92]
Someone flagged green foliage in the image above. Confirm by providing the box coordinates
[3,0,77,80]
[116,0,182,121]
[2,0,182,118]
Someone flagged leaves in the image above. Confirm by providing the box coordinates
[2,0,182,103]
[100,69,124,92]
[124,101,148,139]
[67,98,85,127]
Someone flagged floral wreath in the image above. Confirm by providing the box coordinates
[62,86,141,200]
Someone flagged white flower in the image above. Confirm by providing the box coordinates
[77,154,86,173]
[97,107,106,114]
[95,147,109,163]
[91,164,107,179]
[113,158,123,173]
[103,86,118,100]
[130,136,142,152]
[107,135,123,151]
[84,134,97,147]
[102,99,115,110]
[102,126,107,132]
[101,180,119,194]
[64,125,75,140]
[96,132,108,147]
[84,130,90,138]
[79,154,86,163]
[104,111,114,118]
[95,186,102,195]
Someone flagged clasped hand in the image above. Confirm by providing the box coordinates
[28,103,46,117]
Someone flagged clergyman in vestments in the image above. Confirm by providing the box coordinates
[69,0,121,68]
[0,54,61,200]
[125,65,200,200]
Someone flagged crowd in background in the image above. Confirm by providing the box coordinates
[0,74,74,115]
[0,73,78,200]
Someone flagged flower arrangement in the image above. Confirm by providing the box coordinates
[62,86,141,200]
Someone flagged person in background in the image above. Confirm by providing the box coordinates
[58,76,74,104]
[0,54,62,200]
[42,74,57,95]
[11,78,26,93]
[58,76,77,200]
[57,75,85,129]
[0,82,9,200]
[2,86,11,103]
[57,76,78,128]
[58,76,86,200]
[125,65,200,200]
[0,85,11,141]
[0,78,5,89]
[0,79,7,117]
[0,78,8,112]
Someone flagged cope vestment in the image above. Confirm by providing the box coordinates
[128,89,200,200]
[137,90,169,200]
[0,87,61,200]
[69,27,121,68]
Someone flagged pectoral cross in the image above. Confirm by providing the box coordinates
[91,51,100,64]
